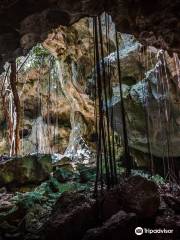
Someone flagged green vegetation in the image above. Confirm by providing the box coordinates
[76,163,96,183]
[16,44,55,71]
[132,170,165,185]
[10,173,93,211]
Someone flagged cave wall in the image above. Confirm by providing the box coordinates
[1,14,179,161]
[0,48,72,155]
[43,18,97,162]
[103,34,180,160]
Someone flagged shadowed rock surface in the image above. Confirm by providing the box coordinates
[82,211,137,240]
[0,2,179,240]
[0,174,179,240]
[0,0,179,72]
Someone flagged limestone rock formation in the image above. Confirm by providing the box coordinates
[43,18,98,162]
[0,155,52,188]
[0,18,100,162]
[0,15,179,168]
[105,34,180,159]
[0,44,73,156]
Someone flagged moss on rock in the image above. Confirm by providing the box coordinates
[0,154,52,188]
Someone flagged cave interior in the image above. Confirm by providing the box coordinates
[0,1,180,240]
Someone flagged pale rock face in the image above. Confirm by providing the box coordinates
[44,18,97,162]
[0,48,72,155]
[0,18,100,162]
[17,63,72,155]
[0,15,180,167]
[107,35,180,158]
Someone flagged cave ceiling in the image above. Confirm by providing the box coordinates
[0,0,179,72]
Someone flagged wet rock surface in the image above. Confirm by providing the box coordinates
[14,60,71,155]
[44,18,98,163]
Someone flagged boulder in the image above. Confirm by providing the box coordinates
[53,167,74,183]
[120,175,160,217]
[76,164,96,183]
[101,187,123,221]
[0,193,14,214]
[102,176,160,219]
[53,156,74,171]
[0,155,52,188]
[155,215,180,239]
[53,156,75,182]
[82,211,136,240]
[163,194,180,213]
[40,192,97,240]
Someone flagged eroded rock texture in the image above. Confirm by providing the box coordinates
[0,0,179,72]
[102,175,160,219]
[43,18,98,162]
[0,50,72,155]
[0,154,52,188]
[82,211,136,240]
[104,34,180,160]
[41,192,97,240]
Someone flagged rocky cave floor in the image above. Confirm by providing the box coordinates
[0,155,180,240]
